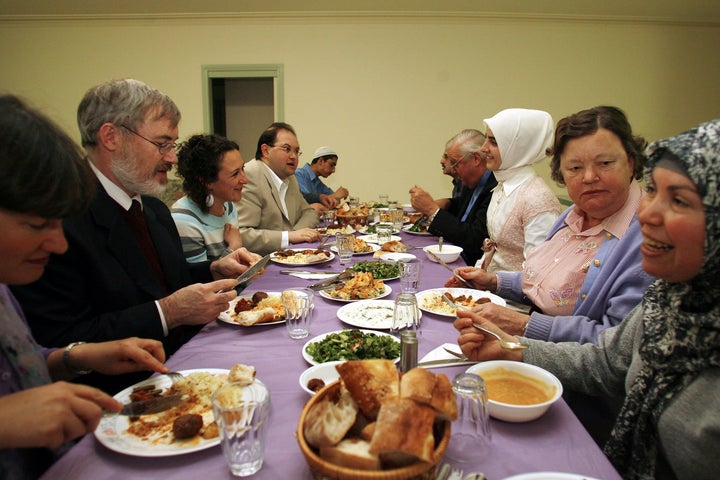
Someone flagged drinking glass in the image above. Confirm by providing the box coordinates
[399,259,423,293]
[212,381,271,477]
[348,196,359,209]
[378,194,389,206]
[318,210,335,245]
[336,233,354,265]
[282,288,314,339]
[445,373,492,463]
[376,223,393,244]
[390,208,404,231]
[391,292,421,336]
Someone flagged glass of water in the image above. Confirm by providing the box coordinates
[335,233,355,265]
[399,259,423,293]
[391,292,421,336]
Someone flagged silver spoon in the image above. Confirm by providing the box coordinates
[442,293,527,351]
[438,236,444,252]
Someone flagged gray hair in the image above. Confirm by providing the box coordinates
[446,129,485,156]
[77,78,181,148]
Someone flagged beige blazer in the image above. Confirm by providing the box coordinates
[236,159,318,254]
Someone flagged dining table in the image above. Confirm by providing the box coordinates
[40,225,621,480]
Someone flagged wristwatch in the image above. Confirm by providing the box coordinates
[63,342,93,375]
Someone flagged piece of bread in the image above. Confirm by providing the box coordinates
[228,364,256,385]
[358,422,376,442]
[369,398,436,468]
[319,438,381,470]
[381,240,407,253]
[233,306,276,326]
[400,368,458,421]
[304,383,359,448]
[336,360,399,420]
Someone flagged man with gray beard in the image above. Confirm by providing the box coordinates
[12,79,261,393]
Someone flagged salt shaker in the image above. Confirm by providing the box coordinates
[399,330,418,372]
[445,373,492,463]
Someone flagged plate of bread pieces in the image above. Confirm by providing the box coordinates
[297,359,455,475]
[218,291,285,326]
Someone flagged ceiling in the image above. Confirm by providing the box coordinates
[1,0,719,25]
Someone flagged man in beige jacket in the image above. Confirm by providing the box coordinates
[236,122,319,255]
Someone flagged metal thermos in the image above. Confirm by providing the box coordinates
[399,330,418,372]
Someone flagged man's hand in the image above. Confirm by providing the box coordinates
[159,280,238,329]
[289,228,321,244]
[409,185,438,217]
[210,247,262,280]
[319,193,338,209]
[333,186,349,200]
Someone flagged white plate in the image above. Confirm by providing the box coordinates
[416,288,507,317]
[299,360,344,395]
[331,243,381,256]
[302,329,401,365]
[318,284,392,303]
[502,473,600,480]
[356,225,400,235]
[350,261,402,281]
[356,234,402,244]
[379,252,417,262]
[325,225,355,235]
[270,249,334,266]
[217,291,285,326]
[94,368,230,457]
[402,225,432,236]
[336,299,422,329]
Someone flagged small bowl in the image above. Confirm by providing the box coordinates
[299,361,343,395]
[466,360,563,423]
[423,244,463,263]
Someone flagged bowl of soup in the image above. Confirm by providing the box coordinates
[466,361,563,422]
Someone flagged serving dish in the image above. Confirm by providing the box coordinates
[302,329,400,365]
[423,244,463,263]
[318,285,392,303]
[331,243,381,256]
[299,360,344,395]
[355,234,402,244]
[336,299,421,330]
[270,248,335,266]
[415,288,506,318]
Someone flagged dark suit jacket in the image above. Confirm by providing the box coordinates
[12,185,213,393]
[429,173,498,266]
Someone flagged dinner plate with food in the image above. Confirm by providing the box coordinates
[350,260,401,281]
[415,287,506,318]
[402,224,432,236]
[330,238,380,256]
[355,233,402,244]
[317,272,391,302]
[95,365,257,457]
[270,248,334,266]
[218,291,285,326]
[356,224,400,235]
[302,329,401,365]
[324,224,355,235]
[336,299,422,330]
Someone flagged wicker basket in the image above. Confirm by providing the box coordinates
[297,381,451,480]
[336,212,369,228]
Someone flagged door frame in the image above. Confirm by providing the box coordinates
[201,64,284,133]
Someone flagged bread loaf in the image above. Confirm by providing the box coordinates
[233,307,276,326]
[319,438,380,470]
[336,360,399,420]
[369,398,436,468]
[304,383,358,448]
[381,240,407,253]
[400,368,458,421]
[228,364,256,386]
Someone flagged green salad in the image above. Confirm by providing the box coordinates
[352,260,401,280]
[305,329,401,363]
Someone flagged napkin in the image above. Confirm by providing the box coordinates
[287,272,338,280]
[420,343,465,363]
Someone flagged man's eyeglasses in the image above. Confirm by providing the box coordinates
[121,125,179,155]
[442,152,469,171]
[272,144,302,157]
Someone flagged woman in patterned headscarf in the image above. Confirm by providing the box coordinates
[0,94,169,479]
[454,118,720,479]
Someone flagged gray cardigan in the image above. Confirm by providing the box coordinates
[524,306,720,480]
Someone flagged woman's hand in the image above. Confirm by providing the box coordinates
[453,309,524,362]
[444,266,497,291]
[0,382,121,450]
[470,303,530,336]
[223,224,243,251]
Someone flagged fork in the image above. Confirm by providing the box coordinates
[443,346,468,360]
[165,371,184,383]
[449,467,464,480]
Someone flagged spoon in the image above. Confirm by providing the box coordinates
[438,236,444,252]
[442,293,528,351]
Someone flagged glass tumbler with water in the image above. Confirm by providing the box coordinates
[282,288,314,339]
[335,233,354,265]
[390,208,404,231]
[445,372,491,463]
[376,223,393,244]
[212,381,271,477]
[391,292,421,336]
[399,259,422,293]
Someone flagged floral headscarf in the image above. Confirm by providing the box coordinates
[604,119,720,479]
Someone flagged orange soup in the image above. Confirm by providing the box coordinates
[483,368,554,405]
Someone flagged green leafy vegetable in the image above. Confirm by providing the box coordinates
[352,261,401,280]
[305,329,400,363]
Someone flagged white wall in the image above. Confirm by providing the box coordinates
[1,15,718,203]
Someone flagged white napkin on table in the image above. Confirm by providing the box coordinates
[420,343,465,363]
[287,272,338,280]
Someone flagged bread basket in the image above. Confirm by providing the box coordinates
[336,211,369,228]
[297,380,450,480]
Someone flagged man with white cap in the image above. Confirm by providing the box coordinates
[295,146,349,210]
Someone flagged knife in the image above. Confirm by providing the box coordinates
[118,394,186,416]
[218,254,272,293]
[279,270,343,275]
[426,250,474,289]
[307,268,355,291]
[417,358,477,367]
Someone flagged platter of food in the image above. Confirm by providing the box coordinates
[336,299,422,330]
[299,360,343,395]
[350,260,401,281]
[330,238,380,255]
[218,291,285,326]
[270,248,334,266]
[355,233,402,244]
[317,272,391,302]
[402,224,432,236]
[356,224,400,235]
[95,367,248,457]
[324,224,354,235]
[415,288,506,318]
[302,329,401,365]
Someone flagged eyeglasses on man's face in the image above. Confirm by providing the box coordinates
[121,125,178,155]
[272,143,302,157]
[442,152,469,171]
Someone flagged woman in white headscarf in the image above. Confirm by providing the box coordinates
[479,108,562,272]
